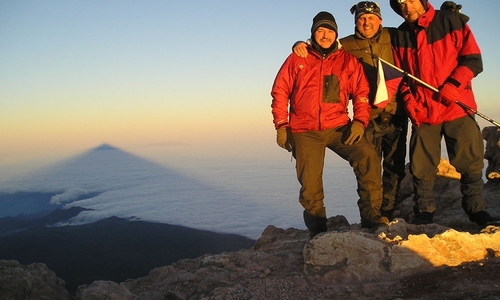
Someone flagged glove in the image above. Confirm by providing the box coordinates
[343,121,364,145]
[276,127,294,152]
[437,83,460,106]
[404,96,421,127]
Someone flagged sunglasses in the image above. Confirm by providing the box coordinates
[350,2,380,14]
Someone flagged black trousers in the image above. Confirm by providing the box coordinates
[409,115,486,215]
[364,115,408,212]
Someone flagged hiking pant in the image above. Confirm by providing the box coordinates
[293,125,383,224]
[365,114,408,213]
[409,115,486,215]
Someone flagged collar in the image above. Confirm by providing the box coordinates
[410,2,435,29]
[311,40,340,58]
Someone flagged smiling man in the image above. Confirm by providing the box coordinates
[293,2,409,221]
[341,2,408,221]
[272,11,389,237]
[389,0,499,226]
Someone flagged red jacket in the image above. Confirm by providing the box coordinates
[391,3,483,125]
[271,44,370,133]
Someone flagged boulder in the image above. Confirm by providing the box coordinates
[0,260,68,300]
[483,126,500,181]
[76,280,134,300]
[304,220,500,284]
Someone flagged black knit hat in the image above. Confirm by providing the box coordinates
[350,2,382,21]
[390,0,428,17]
[311,11,338,35]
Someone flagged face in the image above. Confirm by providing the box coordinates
[356,14,382,38]
[314,27,337,49]
[399,0,426,23]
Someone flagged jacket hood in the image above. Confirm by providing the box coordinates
[390,0,428,17]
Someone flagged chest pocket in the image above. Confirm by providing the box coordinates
[323,74,341,103]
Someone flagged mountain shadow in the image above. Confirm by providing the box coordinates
[0,143,274,238]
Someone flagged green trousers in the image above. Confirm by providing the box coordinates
[293,125,383,223]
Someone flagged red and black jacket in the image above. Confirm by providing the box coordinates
[391,3,483,125]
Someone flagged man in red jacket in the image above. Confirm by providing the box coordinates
[389,0,497,226]
[292,2,408,222]
[271,11,389,237]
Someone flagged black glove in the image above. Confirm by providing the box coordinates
[276,127,294,152]
[343,121,365,145]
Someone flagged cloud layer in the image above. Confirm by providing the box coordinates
[0,145,359,239]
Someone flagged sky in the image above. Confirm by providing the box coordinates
[2,0,500,176]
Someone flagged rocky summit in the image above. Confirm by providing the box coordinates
[1,126,500,300]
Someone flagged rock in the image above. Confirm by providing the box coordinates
[394,225,500,267]
[76,280,134,300]
[437,158,461,179]
[304,220,500,283]
[304,229,422,281]
[483,126,500,181]
[0,260,68,300]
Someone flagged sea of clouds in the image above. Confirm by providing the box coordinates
[0,145,360,239]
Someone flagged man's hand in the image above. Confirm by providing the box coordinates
[437,83,459,106]
[405,96,422,127]
[292,41,308,58]
[276,127,294,152]
[343,121,364,145]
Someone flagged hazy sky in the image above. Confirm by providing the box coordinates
[2,0,500,174]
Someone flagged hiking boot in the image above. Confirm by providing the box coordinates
[412,212,434,225]
[361,215,389,229]
[303,210,327,238]
[468,210,499,227]
[381,209,395,221]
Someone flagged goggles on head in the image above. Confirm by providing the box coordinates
[350,1,381,15]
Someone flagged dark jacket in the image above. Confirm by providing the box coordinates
[340,27,401,119]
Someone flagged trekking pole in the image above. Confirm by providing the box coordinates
[377,56,500,128]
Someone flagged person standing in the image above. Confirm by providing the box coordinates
[293,2,408,221]
[389,0,497,226]
[271,11,389,237]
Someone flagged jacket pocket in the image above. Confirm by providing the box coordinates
[323,74,341,103]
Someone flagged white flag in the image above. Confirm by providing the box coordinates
[374,58,388,106]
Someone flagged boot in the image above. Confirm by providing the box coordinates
[412,211,434,225]
[361,214,389,229]
[380,209,395,221]
[468,210,500,227]
[359,204,389,229]
[303,209,327,238]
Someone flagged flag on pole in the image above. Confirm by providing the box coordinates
[374,58,404,108]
